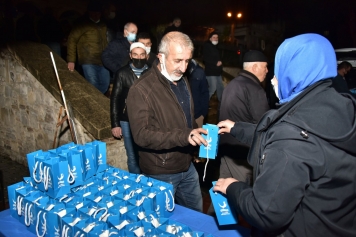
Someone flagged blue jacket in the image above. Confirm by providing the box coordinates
[102,36,130,73]
[187,60,209,119]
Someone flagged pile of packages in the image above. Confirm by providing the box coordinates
[7,141,212,237]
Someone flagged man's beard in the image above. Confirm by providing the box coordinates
[170,70,183,81]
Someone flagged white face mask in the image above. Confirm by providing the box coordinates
[145,47,151,55]
[160,54,182,82]
[212,41,218,45]
[90,18,100,24]
[271,76,279,99]
[108,12,116,19]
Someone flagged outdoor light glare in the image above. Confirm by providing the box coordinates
[227,12,232,17]
[237,13,242,18]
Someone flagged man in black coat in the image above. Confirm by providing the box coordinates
[218,50,269,185]
[203,31,224,102]
[102,22,138,74]
[110,42,149,174]
[163,17,182,35]
[332,61,353,96]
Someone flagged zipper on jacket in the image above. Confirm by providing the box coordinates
[258,153,266,176]
[162,154,169,166]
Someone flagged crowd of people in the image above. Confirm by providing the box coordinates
[2,1,356,236]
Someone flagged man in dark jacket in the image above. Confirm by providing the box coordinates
[187,59,209,128]
[332,61,353,95]
[203,31,224,101]
[219,50,269,185]
[163,17,182,35]
[110,42,148,174]
[102,22,138,74]
[127,32,208,212]
[215,34,356,237]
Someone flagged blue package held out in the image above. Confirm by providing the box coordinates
[209,181,238,225]
[199,124,220,159]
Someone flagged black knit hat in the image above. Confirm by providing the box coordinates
[243,50,268,63]
[209,31,219,39]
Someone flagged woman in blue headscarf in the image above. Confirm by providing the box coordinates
[214,34,356,236]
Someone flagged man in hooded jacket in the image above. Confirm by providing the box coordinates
[214,33,356,236]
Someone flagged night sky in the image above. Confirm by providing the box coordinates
[4,0,356,48]
[114,0,355,47]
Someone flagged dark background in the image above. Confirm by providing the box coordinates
[2,0,355,48]
[112,0,356,48]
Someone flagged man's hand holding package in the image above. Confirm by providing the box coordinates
[188,128,208,146]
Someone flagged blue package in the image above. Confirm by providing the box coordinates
[209,181,238,225]
[199,124,219,159]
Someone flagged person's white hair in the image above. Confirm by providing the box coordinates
[243,62,255,70]
[158,32,194,56]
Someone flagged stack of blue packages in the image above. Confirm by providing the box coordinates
[7,141,214,237]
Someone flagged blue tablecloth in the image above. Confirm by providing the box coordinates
[0,205,250,237]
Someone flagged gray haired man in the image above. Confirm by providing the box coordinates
[127,32,207,212]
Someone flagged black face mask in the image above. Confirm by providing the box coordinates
[132,58,147,69]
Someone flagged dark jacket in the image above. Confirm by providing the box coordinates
[67,16,107,65]
[147,52,157,68]
[110,64,138,128]
[163,25,182,35]
[226,80,356,237]
[203,41,223,76]
[102,36,130,73]
[127,64,196,175]
[187,60,209,119]
[219,70,269,158]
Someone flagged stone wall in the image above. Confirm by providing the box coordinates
[0,42,128,170]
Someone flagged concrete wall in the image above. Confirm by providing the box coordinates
[0,44,128,170]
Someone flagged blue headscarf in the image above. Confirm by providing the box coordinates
[274,33,337,103]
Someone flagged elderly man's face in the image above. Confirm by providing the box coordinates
[125,24,137,36]
[254,62,268,82]
[159,42,192,81]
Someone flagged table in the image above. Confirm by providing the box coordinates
[0,205,250,237]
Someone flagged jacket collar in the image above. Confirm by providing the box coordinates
[239,70,262,86]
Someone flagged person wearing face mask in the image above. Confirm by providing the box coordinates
[110,42,149,174]
[214,34,356,236]
[102,22,138,74]
[203,31,224,102]
[126,32,208,212]
[67,0,110,94]
[137,32,157,67]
